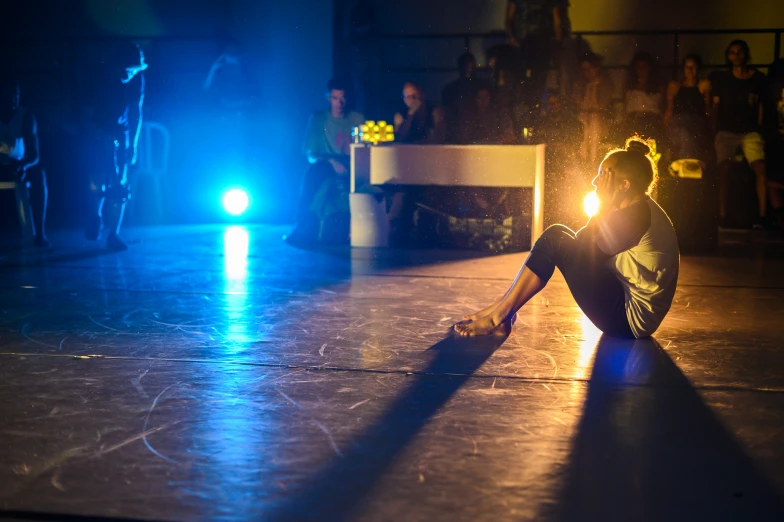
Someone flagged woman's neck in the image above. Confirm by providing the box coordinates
[619,192,646,210]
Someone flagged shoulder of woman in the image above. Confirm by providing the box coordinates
[698,77,711,91]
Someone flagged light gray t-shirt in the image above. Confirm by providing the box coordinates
[607,198,680,338]
[303,110,364,159]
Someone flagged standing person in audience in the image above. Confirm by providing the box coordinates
[488,44,533,141]
[287,78,364,245]
[505,0,569,107]
[572,52,614,166]
[664,54,712,164]
[711,40,768,228]
[0,73,48,247]
[393,82,445,144]
[764,58,784,229]
[623,52,665,148]
[442,52,478,143]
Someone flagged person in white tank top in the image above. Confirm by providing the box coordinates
[0,74,48,247]
[455,136,679,339]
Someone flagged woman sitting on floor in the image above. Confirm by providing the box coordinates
[455,137,679,339]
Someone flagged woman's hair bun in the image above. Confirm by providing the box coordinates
[626,138,651,156]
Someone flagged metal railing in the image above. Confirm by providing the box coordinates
[378,27,783,74]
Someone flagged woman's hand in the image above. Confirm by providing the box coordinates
[595,168,617,211]
[393,112,404,130]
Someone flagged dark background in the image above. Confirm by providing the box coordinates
[1,0,781,228]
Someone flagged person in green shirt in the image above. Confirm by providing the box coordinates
[287,78,364,245]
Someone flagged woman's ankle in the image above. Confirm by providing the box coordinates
[491,307,514,326]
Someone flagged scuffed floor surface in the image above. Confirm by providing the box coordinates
[0,225,782,521]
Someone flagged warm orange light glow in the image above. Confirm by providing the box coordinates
[584,191,600,217]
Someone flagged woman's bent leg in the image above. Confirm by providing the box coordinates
[455,225,633,338]
[528,225,633,338]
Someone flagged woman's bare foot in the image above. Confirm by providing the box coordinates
[454,314,512,337]
[462,300,502,322]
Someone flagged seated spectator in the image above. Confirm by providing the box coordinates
[393,82,445,144]
[286,78,364,245]
[0,73,47,247]
[458,86,515,144]
[711,40,768,228]
[442,52,478,143]
[664,54,712,164]
[537,90,583,151]
[455,85,517,219]
[572,52,613,165]
[623,52,665,148]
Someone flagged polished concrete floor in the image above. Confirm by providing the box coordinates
[0,225,783,521]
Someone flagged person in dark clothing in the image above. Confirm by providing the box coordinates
[393,82,445,144]
[0,74,47,247]
[664,54,712,164]
[487,44,530,141]
[506,0,569,107]
[711,40,768,227]
[458,86,515,145]
[764,58,784,228]
[442,52,478,143]
[84,42,147,250]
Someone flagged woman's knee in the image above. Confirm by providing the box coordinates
[538,224,576,243]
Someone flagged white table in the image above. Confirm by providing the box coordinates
[350,144,545,248]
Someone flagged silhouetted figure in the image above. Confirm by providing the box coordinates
[664,54,712,164]
[457,86,515,145]
[442,52,478,143]
[487,44,529,141]
[203,42,257,115]
[764,58,784,228]
[85,42,147,251]
[344,0,379,116]
[711,40,768,228]
[506,0,569,107]
[0,74,47,246]
[623,52,665,152]
[572,52,613,165]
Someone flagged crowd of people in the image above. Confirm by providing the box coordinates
[290,29,784,245]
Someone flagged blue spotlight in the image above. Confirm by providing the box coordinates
[222,188,249,216]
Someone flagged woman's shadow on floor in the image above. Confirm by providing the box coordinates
[546,335,784,522]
